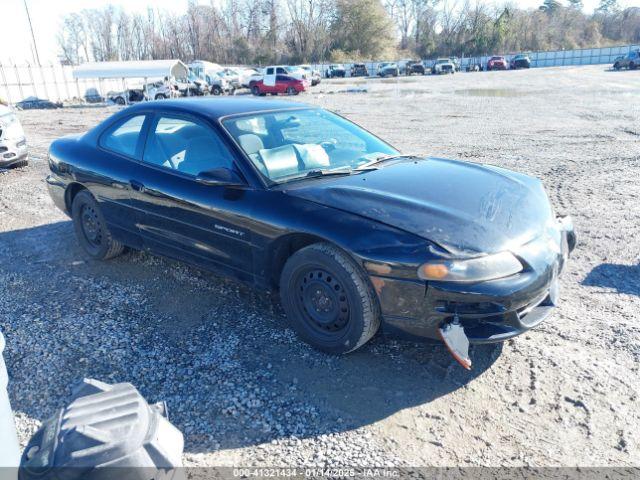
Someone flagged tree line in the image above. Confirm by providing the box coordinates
[57,0,640,66]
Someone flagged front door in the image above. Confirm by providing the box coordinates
[91,113,151,249]
[127,113,255,281]
[264,67,276,87]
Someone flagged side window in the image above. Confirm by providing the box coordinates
[100,115,146,158]
[276,67,286,74]
[266,67,274,75]
[142,116,236,177]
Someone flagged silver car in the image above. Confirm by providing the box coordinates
[0,105,28,168]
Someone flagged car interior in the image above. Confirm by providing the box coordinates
[224,110,393,182]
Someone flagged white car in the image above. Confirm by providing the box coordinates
[298,65,321,86]
[432,58,456,74]
[0,105,28,168]
[239,68,263,88]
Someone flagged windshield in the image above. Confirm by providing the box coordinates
[0,112,25,140]
[223,108,398,184]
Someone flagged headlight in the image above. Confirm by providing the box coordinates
[418,251,523,283]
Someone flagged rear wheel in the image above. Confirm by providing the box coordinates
[211,85,223,95]
[280,243,380,354]
[72,190,124,260]
[154,94,166,100]
[286,86,297,95]
[115,96,126,105]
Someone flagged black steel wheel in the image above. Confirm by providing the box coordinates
[251,85,261,96]
[286,86,297,95]
[72,190,124,260]
[280,243,380,354]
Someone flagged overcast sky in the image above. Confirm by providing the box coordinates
[0,0,632,64]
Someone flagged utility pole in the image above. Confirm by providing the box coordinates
[23,0,41,66]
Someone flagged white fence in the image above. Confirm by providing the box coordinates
[0,63,126,105]
[1,44,638,105]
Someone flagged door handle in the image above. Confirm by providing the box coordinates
[130,180,145,192]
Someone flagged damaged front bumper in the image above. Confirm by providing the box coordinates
[0,137,28,168]
[374,217,577,364]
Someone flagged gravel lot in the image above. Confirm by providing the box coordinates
[1,65,639,468]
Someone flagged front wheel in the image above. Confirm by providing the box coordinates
[211,85,222,95]
[280,243,380,354]
[72,190,124,260]
[251,85,261,96]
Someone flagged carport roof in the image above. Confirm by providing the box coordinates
[73,60,189,80]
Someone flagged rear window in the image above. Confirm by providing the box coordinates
[100,115,146,158]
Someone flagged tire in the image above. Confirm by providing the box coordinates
[251,85,261,96]
[71,190,124,260]
[286,86,296,95]
[8,159,28,169]
[154,94,166,100]
[115,97,126,105]
[630,62,636,70]
[280,243,381,354]
[614,62,621,71]
[212,86,222,95]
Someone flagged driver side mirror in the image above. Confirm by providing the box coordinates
[195,168,245,187]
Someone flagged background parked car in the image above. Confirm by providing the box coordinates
[108,89,145,105]
[487,56,508,71]
[350,63,369,77]
[510,54,531,69]
[15,96,62,109]
[450,57,461,72]
[432,58,455,74]
[0,104,28,168]
[217,68,242,89]
[145,80,175,100]
[377,62,399,77]
[325,64,346,78]
[240,68,263,88]
[299,65,321,86]
[84,88,104,103]
[250,73,307,96]
[405,60,426,75]
[613,49,640,70]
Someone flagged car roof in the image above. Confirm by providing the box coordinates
[124,97,313,120]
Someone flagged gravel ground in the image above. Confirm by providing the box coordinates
[1,65,639,468]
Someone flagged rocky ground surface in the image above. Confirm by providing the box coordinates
[0,65,638,468]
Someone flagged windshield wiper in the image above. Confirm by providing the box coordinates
[304,167,354,178]
[356,154,419,170]
[278,167,354,184]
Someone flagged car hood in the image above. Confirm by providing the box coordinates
[284,157,555,255]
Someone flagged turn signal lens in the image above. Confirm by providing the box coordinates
[418,263,449,280]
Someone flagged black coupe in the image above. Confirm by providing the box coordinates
[46,98,575,368]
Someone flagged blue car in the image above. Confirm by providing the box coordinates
[46,97,575,367]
